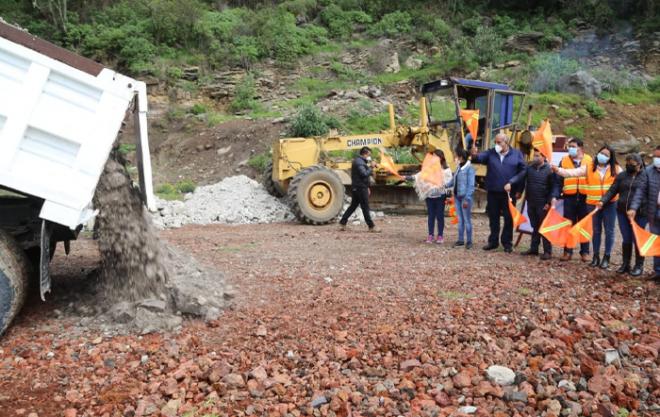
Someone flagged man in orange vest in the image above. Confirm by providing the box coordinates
[557,139,592,262]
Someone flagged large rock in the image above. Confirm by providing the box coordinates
[486,365,516,386]
[505,31,562,54]
[405,56,423,70]
[609,137,640,154]
[369,39,400,74]
[558,71,603,98]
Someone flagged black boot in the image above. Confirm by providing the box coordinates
[599,255,610,269]
[616,243,632,274]
[630,250,644,277]
[590,254,600,267]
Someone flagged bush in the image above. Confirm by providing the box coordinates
[175,179,196,194]
[591,67,647,94]
[289,105,332,137]
[247,152,271,173]
[149,0,205,46]
[368,11,412,37]
[585,101,606,119]
[228,75,257,113]
[319,4,371,39]
[529,53,581,92]
[472,26,505,65]
[190,103,208,115]
[564,125,585,139]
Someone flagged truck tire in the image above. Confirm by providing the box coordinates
[0,230,29,336]
[288,166,345,225]
[262,161,285,197]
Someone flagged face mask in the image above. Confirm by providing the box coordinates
[597,153,609,165]
[568,147,578,158]
[626,164,637,174]
[365,156,372,162]
[495,144,503,154]
[654,157,660,169]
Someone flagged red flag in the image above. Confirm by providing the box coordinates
[540,207,572,247]
[379,152,403,179]
[566,207,597,248]
[419,153,443,186]
[508,198,527,228]
[532,119,553,161]
[460,109,479,141]
[632,220,660,256]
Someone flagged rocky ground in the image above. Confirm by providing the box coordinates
[1,215,658,417]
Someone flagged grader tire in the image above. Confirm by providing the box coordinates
[262,161,285,198]
[0,230,29,336]
[288,166,345,225]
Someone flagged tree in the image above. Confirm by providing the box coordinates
[32,0,69,33]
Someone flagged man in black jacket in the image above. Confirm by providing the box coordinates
[505,148,560,260]
[339,147,380,232]
[630,145,660,282]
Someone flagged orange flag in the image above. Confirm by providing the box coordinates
[379,152,403,179]
[419,153,443,186]
[566,207,597,248]
[540,207,572,247]
[632,220,660,256]
[508,197,527,228]
[460,109,479,142]
[532,119,553,160]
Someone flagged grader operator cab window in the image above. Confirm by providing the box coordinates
[422,78,525,152]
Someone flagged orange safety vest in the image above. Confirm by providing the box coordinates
[560,154,592,196]
[584,163,619,205]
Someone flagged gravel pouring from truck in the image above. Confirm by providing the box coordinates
[0,20,155,335]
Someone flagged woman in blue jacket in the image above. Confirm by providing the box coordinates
[452,149,476,249]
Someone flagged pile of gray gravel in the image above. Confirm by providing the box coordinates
[153,176,293,228]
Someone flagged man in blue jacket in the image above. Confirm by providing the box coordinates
[471,133,527,253]
[629,145,660,282]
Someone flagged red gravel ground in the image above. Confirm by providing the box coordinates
[1,215,658,417]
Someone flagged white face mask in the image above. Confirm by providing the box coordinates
[365,156,372,162]
[494,144,503,154]
[654,157,660,169]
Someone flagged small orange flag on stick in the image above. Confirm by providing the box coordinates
[419,153,443,186]
[448,197,459,225]
[508,196,527,228]
[460,109,480,142]
[632,220,660,256]
[566,207,598,248]
[379,152,403,179]
[532,119,553,161]
[540,207,573,247]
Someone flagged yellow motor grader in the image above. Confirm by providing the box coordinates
[264,78,537,224]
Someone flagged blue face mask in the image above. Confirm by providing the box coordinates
[654,157,660,168]
[597,153,610,165]
[568,147,578,158]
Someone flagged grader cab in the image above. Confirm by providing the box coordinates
[265,78,535,224]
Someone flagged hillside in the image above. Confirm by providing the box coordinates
[2,0,658,193]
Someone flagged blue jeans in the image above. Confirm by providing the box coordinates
[426,195,446,236]
[563,194,590,255]
[617,210,647,246]
[590,202,617,257]
[456,196,473,244]
[651,220,660,276]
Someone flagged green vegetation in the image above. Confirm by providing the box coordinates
[118,143,137,155]
[288,105,339,137]
[438,290,475,300]
[155,180,197,200]
[228,75,258,114]
[585,101,606,119]
[564,125,585,139]
[247,152,271,173]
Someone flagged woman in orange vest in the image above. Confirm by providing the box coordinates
[554,145,622,269]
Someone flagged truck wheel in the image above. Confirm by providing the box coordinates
[0,230,29,336]
[262,161,285,197]
[288,166,345,225]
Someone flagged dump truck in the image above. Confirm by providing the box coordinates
[0,21,155,335]
[265,78,536,224]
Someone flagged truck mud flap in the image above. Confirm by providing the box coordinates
[39,220,52,301]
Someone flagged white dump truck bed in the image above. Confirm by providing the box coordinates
[0,21,154,229]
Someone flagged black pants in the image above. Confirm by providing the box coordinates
[340,187,374,228]
[527,203,552,254]
[563,194,590,255]
[487,191,514,249]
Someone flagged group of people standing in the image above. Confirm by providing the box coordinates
[340,140,660,283]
